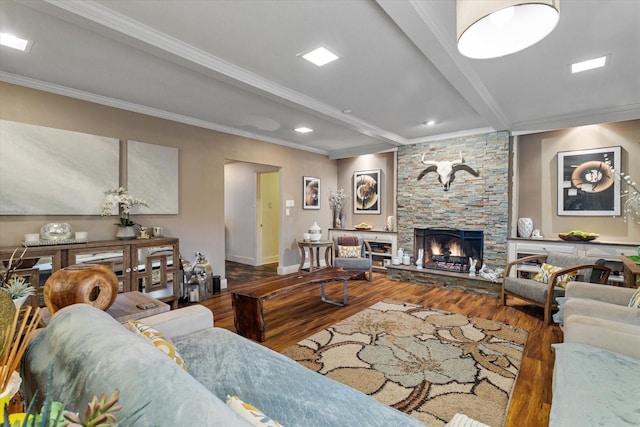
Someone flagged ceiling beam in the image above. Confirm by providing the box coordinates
[377,0,511,132]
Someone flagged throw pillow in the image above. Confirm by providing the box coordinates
[629,287,640,308]
[127,320,187,370]
[226,395,283,427]
[532,263,577,287]
[338,245,361,258]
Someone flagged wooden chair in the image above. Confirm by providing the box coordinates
[331,235,373,281]
[502,253,611,324]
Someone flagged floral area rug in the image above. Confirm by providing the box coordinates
[281,300,528,426]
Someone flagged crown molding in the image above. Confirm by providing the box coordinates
[44,0,406,146]
[0,72,329,156]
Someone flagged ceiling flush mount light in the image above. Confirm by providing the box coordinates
[571,56,607,74]
[294,127,314,134]
[0,32,31,52]
[456,0,560,59]
[424,120,436,126]
[300,46,339,67]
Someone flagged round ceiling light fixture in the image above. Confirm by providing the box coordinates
[457,0,560,59]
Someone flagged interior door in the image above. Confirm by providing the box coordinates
[258,171,279,265]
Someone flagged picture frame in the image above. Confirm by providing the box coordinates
[303,176,320,210]
[353,169,381,214]
[557,146,621,216]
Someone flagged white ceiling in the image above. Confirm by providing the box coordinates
[1,0,639,159]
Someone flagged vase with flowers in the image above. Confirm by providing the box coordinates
[605,154,639,224]
[328,188,349,229]
[101,187,149,239]
[0,247,36,309]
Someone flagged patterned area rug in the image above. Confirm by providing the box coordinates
[282,300,528,427]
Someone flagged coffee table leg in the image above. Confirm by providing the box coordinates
[320,278,348,306]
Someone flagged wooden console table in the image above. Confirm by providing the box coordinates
[620,255,640,288]
[232,268,353,342]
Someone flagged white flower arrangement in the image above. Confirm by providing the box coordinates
[604,154,639,224]
[101,187,149,227]
[328,188,349,212]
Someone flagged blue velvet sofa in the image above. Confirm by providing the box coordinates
[21,304,425,426]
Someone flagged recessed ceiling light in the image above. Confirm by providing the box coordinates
[300,46,339,67]
[295,127,314,134]
[571,56,607,73]
[0,32,30,52]
[424,120,436,126]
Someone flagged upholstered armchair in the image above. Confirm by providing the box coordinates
[502,253,611,324]
[332,235,373,281]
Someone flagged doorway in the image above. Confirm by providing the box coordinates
[224,161,280,267]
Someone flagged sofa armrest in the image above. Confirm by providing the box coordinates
[141,305,213,339]
[565,281,635,305]
[564,298,640,326]
[564,314,640,359]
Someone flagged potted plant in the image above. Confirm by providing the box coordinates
[1,274,36,309]
[0,247,35,309]
[101,187,148,240]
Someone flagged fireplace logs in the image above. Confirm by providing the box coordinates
[414,228,483,273]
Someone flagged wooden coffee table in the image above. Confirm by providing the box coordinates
[42,291,169,324]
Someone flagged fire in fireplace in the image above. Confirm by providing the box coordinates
[414,228,483,273]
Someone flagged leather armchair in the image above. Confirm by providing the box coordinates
[502,253,611,324]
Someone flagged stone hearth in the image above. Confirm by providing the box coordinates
[386,264,501,298]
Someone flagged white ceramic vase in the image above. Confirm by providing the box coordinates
[517,218,534,238]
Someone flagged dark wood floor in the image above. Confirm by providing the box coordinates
[198,270,562,427]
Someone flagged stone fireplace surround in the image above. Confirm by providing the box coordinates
[392,131,510,296]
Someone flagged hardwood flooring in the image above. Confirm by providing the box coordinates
[198,270,562,427]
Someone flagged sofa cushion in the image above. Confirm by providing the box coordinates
[533,263,576,287]
[22,304,252,427]
[338,244,361,258]
[126,319,187,370]
[174,327,425,427]
[628,287,640,308]
[227,395,283,427]
[550,342,640,426]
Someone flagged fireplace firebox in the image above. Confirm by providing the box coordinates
[414,228,483,273]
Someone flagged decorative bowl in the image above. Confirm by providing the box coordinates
[355,226,371,230]
[558,233,598,241]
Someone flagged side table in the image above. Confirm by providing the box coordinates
[41,291,169,325]
[620,255,640,288]
[297,240,333,272]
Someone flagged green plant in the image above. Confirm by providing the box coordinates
[3,363,147,427]
[1,275,36,300]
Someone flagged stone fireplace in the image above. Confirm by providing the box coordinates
[414,228,483,273]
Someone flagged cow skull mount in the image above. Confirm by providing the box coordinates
[417,151,479,191]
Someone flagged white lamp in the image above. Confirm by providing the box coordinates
[457,0,560,59]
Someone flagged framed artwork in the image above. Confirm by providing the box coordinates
[303,176,320,209]
[0,120,119,215]
[557,146,621,216]
[354,169,380,214]
[127,140,179,214]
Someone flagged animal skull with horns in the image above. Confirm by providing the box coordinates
[418,151,478,191]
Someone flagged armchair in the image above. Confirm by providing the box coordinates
[501,253,611,324]
[332,235,373,281]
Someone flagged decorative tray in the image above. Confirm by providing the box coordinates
[23,238,89,247]
[558,233,598,242]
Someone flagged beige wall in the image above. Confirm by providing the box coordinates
[517,120,640,243]
[0,83,338,281]
[337,152,396,229]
